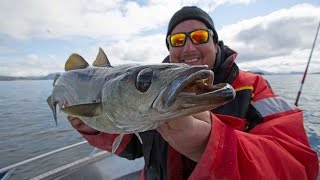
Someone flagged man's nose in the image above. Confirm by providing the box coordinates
[183,37,196,51]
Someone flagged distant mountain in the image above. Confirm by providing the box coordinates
[247,68,305,75]
[288,71,304,75]
[246,69,274,75]
[44,73,61,79]
[0,73,61,81]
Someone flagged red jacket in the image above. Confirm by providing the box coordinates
[80,42,319,179]
[180,71,319,180]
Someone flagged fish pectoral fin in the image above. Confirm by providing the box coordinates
[65,53,89,71]
[112,134,125,154]
[61,102,102,117]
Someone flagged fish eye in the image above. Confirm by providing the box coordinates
[135,68,153,92]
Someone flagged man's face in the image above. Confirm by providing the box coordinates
[168,20,217,69]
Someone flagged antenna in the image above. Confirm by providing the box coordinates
[295,20,320,106]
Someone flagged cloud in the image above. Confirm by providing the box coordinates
[66,33,169,66]
[0,34,170,77]
[1,1,319,76]
[105,33,169,64]
[237,48,320,73]
[0,53,64,76]
[0,0,255,40]
[0,0,171,40]
[219,3,320,73]
[0,45,16,55]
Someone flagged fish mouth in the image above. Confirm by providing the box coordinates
[153,66,235,112]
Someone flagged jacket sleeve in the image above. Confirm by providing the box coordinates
[80,132,143,160]
[189,112,319,180]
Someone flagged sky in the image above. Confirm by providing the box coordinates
[0,0,319,76]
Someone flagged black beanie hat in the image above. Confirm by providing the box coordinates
[166,6,218,49]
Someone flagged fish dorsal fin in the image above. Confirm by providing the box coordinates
[65,53,89,71]
[61,102,102,117]
[112,134,124,153]
[92,48,112,67]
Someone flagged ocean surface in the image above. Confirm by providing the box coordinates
[0,74,319,179]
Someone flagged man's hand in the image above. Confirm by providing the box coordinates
[67,116,100,135]
[156,111,212,162]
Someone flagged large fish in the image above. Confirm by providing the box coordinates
[47,48,236,152]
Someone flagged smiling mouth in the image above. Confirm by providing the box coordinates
[182,58,200,64]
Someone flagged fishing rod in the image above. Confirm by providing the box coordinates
[295,20,320,106]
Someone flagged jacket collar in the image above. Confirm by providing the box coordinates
[213,41,239,84]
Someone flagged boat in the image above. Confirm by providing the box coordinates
[0,141,144,180]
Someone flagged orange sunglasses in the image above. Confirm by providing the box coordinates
[167,29,213,47]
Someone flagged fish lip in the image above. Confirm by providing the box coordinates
[179,83,236,107]
[152,65,215,110]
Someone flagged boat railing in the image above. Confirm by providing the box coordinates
[0,141,98,180]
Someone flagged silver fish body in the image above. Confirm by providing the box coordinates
[47,48,236,152]
[49,63,235,134]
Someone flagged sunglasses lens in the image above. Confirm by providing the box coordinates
[170,33,186,47]
[190,30,209,44]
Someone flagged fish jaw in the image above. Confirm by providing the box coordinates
[152,69,235,116]
[175,83,235,111]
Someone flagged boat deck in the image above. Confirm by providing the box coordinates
[34,151,144,180]
[0,141,144,180]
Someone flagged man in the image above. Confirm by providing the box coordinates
[68,6,319,179]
